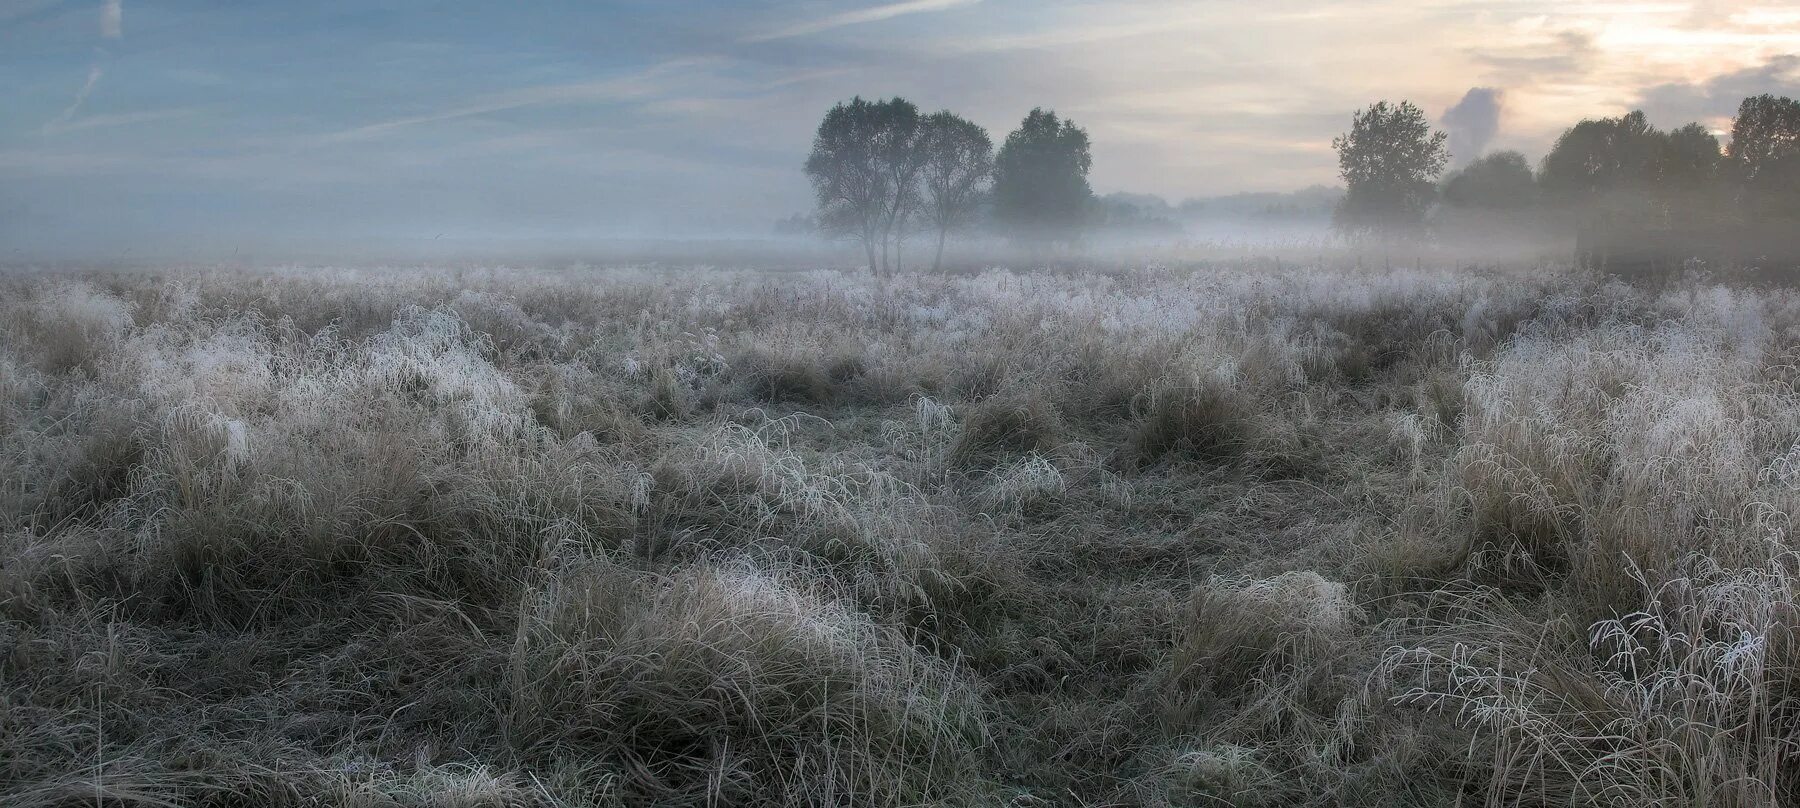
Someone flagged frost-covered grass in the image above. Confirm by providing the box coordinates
[4,262,1800,806]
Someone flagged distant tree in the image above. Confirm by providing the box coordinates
[1094,194,1182,237]
[916,111,994,272]
[1536,110,1667,268]
[1435,150,1539,251]
[1662,122,1722,189]
[1441,150,1537,210]
[1726,94,1800,229]
[993,108,1094,248]
[804,97,923,276]
[1538,111,1739,270]
[772,212,816,237]
[871,99,927,275]
[1657,123,1730,242]
[1726,94,1800,176]
[1330,101,1449,242]
[1537,110,1664,203]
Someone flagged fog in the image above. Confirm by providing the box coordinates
[11,5,1800,807]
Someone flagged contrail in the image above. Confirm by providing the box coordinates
[45,1,123,133]
[46,64,105,132]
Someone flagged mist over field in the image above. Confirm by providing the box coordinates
[8,2,1800,807]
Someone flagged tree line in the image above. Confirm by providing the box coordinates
[1333,94,1800,272]
[803,98,1093,274]
[804,93,1800,273]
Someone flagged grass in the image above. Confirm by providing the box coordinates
[3,260,1800,805]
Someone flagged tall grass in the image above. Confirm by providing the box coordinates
[3,260,1798,805]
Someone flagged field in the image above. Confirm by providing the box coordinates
[5,261,1800,806]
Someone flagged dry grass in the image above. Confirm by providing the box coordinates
[3,260,1799,805]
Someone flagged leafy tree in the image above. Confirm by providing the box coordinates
[1662,122,1722,190]
[916,111,993,272]
[1656,122,1731,241]
[1330,101,1448,242]
[1538,111,1738,270]
[993,108,1093,248]
[804,97,923,276]
[1435,150,1540,251]
[1441,150,1536,210]
[1536,111,1666,268]
[1726,94,1800,228]
[1537,110,1664,203]
[1726,94,1800,175]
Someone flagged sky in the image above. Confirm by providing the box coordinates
[3,0,1799,258]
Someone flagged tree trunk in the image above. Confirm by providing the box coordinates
[865,235,879,277]
[933,226,948,273]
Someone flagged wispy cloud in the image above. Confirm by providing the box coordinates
[743,0,977,43]
[1469,30,1597,82]
[317,58,713,144]
[42,106,197,135]
[934,17,1197,54]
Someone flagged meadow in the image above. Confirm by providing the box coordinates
[4,260,1800,806]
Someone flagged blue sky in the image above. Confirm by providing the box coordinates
[4,1,1799,258]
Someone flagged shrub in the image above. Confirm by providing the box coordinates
[1130,375,1258,465]
[948,390,1066,469]
[1167,571,1363,700]
[506,558,988,806]
[5,282,133,374]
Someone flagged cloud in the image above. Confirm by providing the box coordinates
[1635,54,1800,128]
[1442,87,1505,165]
[935,17,1195,54]
[316,58,713,143]
[743,0,977,43]
[42,106,197,135]
[101,0,120,38]
[1469,30,1596,82]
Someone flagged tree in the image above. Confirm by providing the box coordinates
[1441,150,1536,210]
[992,108,1093,248]
[870,99,926,275]
[1537,111,1738,270]
[772,212,816,237]
[1657,122,1729,244]
[1436,150,1538,249]
[1726,94,1800,234]
[804,97,923,276]
[1537,110,1664,203]
[1662,122,1722,190]
[1726,94,1800,177]
[1330,101,1448,242]
[916,111,993,272]
[1095,193,1182,237]
[1536,110,1664,268]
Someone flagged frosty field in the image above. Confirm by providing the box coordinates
[5,261,1800,807]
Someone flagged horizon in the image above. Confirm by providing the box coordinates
[4,1,1799,259]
